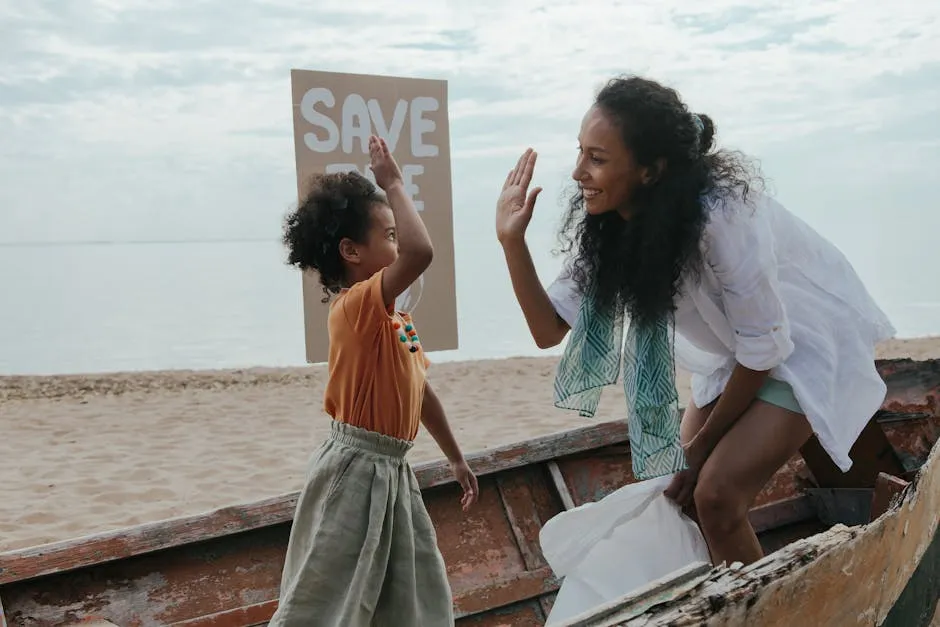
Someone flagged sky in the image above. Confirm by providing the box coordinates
[1,0,938,311]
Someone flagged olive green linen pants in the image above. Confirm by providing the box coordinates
[269,421,454,627]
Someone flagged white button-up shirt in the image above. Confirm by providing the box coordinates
[547,193,895,472]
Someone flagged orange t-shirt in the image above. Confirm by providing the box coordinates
[323,268,431,441]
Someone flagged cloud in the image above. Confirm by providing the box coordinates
[0,0,937,244]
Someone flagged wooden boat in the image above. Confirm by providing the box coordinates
[1,358,937,627]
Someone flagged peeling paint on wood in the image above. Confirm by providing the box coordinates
[878,358,940,418]
[166,599,277,626]
[0,358,936,626]
[0,421,633,588]
[870,473,911,522]
[557,561,714,626]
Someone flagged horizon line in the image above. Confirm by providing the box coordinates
[0,237,280,247]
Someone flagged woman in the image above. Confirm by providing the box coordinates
[495,75,895,566]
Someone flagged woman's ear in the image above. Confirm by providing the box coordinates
[642,157,668,185]
[339,238,360,264]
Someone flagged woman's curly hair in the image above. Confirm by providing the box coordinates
[558,75,765,325]
[282,171,386,302]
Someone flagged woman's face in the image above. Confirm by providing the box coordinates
[572,105,651,218]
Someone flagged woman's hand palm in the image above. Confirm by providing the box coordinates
[496,149,542,244]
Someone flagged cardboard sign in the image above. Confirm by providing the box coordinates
[289,69,459,363]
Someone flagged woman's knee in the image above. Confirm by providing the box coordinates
[693,475,749,535]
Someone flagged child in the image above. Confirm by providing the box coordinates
[269,135,478,626]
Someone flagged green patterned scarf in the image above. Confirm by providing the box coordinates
[553,286,687,480]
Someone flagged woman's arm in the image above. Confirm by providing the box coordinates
[495,148,571,349]
[689,363,769,465]
[501,239,570,349]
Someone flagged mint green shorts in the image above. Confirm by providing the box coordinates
[756,377,803,415]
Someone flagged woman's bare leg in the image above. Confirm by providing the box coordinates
[664,400,717,510]
[681,400,715,445]
[693,400,812,566]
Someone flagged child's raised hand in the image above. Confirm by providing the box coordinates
[368,135,404,191]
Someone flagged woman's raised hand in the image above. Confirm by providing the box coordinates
[496,148,542,245]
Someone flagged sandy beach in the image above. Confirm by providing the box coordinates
[1,336,938,553]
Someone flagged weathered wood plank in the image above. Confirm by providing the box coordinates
[538,596,557,624]
[428,472,554,617]
[456,600,546,626]
[869,472,910,522]
[0,421,630,586]
[496,473,551,571]
[748,495,815,534]
[418,420,630,489]
[168,600,276,627]
[0,492,297,586]
[453,567,559,618]
[497,469,560,623]
[553,445,635,508]
[880,411,940,476]
[561,561,714,627]
[547,461,578,511]
[878,358,940,418]
[0,521,288,626]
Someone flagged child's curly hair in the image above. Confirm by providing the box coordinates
[282,171,386,301]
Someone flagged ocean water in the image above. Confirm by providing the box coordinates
[0,238,936,376]
[0,239,566,375]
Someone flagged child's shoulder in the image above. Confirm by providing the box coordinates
[331,269,393,331]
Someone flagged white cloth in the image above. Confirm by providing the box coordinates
[546,193,895,472]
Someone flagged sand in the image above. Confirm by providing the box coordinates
[1,336,938,553]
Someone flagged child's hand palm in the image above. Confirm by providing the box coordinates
[368,135,403,191]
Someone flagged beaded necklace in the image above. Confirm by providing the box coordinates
[392,317,421,353]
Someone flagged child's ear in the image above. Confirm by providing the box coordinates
[338,238,360,264]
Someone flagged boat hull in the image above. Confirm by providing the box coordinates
[1,359,938,626]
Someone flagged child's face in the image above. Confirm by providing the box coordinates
[357,202,399,276]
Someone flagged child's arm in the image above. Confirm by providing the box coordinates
[369,135,434,308]
[421,382,479,511]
